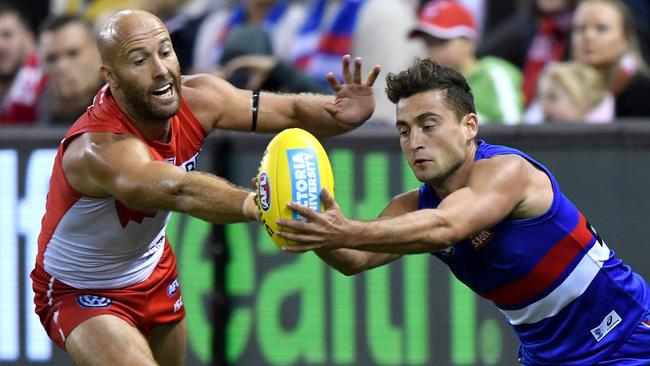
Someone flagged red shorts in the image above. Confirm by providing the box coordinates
[31,244,185,349]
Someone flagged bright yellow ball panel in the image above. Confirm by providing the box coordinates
[257,128,334,247]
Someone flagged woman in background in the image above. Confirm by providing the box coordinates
[572,0,650,118]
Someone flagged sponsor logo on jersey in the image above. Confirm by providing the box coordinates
[180,152,199,172]
[168,277,180,297]
[173,296,184,313]
[76,294,112,308]
[165,153,200,172]
[590,309,622,342]
[470,230,494,250]
[144,234,165,257]
[258,172,271,211]
[287,148,320,221]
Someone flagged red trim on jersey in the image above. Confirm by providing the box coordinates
[66,85,207,156]
[36,149,82,266]
[642,319,650,327]
[480,213,594,306]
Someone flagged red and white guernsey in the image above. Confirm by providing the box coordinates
[36,85,207,289]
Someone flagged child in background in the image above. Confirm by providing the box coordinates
[537,61,614,123]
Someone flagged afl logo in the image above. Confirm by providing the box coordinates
[168,278,180,297]
[258,172,271,211]
[76,295,112,308]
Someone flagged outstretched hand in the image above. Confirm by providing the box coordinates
[277,188,354,253]
[323,55,381,128]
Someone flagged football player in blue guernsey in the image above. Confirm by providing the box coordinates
[278,58,650,365]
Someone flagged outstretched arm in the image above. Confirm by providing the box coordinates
[183,55,381,137]
[63,132,259,224]
[279,155,549,254]
[307,189,419,275]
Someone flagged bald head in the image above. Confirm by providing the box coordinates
[94,9,181,124]
[97,9,167,64]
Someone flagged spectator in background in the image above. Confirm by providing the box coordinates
[536,61,613,123]
[416,0,488,36]
[572,0,650,118]
[139,0,208,73]
[192,0,330,94]
[1,0,49,35]
[37,15,102,125]
[622,0,650,65]
[410,1,523,125]
[290,0,424,124]
[57,0,137,23]
[219,25,333,93]
[0,1,44,124]
[57,0,212,73]
[478,0,576,106]
[481,0,521,38]
[194,0,305,73]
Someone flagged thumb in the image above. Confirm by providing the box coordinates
[320,188,337,210]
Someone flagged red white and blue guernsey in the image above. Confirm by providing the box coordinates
[418,141,650,365]
[35,84,206,290]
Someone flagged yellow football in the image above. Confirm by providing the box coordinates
[256,128,334,247]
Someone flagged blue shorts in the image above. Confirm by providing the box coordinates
[595,311,650,365]
[519,311,650,365]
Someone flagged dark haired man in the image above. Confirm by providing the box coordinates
[279,58,650,365]
[38,15,103,124]
[0,1,43,124]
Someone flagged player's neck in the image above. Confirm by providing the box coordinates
[112,93,172,142]
[431,141,477,198]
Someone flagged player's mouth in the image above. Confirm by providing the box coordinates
[413,158,432,167]
[152,83,175,103]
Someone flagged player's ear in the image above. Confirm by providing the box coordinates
[100,64,118,88]
[462,113,478,141]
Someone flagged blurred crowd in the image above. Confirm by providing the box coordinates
[0,0,649,126]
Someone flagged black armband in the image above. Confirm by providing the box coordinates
[251,90,260,132]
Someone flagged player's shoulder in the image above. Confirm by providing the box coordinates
[474,153,529,174]
[64,132,143,163]
[181,73,229,94]
[75,131,138,146]
[180,73,232,110]
[180,74,234,131]
[469,153,534,187]
[392,188,420,203]
[381,188,420,218]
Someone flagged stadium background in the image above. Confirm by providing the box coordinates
[1,123,650,365]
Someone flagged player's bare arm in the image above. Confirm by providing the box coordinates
[63,132,258,223]
[310,189,419,275]
[181,55,381,136]
[280,154,553,254]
